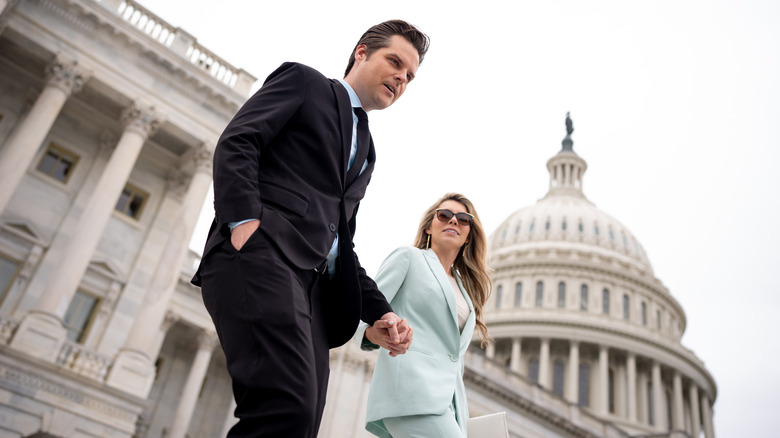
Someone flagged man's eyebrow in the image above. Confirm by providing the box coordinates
[386,53,417,79]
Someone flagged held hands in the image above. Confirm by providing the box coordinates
[365,312,413,357]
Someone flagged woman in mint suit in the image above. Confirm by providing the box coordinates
[355,193,492,438]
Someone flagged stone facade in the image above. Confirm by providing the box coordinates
[0,1,252,436]
[0,1,715,438]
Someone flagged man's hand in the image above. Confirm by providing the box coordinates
[231,220,260,251]
[365,312,413,357]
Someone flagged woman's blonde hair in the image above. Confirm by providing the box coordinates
[413,193,492,347]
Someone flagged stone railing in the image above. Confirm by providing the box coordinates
[56,340,113,380]
[99,0,256,95]
[0,315,19,345]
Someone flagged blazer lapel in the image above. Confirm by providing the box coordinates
[422,249,459,330]
[454,272,476,352]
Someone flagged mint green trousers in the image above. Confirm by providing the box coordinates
[381,402,465,438]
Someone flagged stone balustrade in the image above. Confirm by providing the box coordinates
[0,316,18,345]
[108,0,255,94]
[56,340,113,380]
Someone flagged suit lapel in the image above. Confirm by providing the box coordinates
[330,79,353,189]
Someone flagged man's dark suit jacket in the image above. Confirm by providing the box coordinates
[192,62,392,347]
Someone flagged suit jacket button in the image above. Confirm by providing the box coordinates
[449,354,458,362]
[329,223,336,232]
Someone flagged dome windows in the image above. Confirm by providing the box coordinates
[602,288,610,315]
[558,282,566,308]
[580,284,588,311]
[515,282,523,307]
[495,284,503,309]
[536,281,544,307]
[622,294,630,320]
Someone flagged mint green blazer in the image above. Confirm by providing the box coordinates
[354,246,476,438]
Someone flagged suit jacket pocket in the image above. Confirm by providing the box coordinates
[258,181,309,216]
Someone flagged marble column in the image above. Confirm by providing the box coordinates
[539,338,551,389]
[565,341,579,403]
[9,101,161,361]
[672,371,684,430]
[627,353,637,422]
[220,398,238,437]
[597,345,609,415]
[651,361,664,430]
[167,330,219,438]
[689,383,701,438]
[107,145,212,397]
[509,337,522,373]
[485,341,495,359]
[701,393,715,438]
[0,55,90,214]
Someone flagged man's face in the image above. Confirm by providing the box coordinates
[346,35,420,112]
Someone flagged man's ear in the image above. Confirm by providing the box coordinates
[354,44,368,62]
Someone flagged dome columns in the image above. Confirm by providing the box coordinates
[481,336,715,437]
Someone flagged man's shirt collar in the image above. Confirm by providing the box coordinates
[337,79,363,109]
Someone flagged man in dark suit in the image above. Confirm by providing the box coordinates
[191,20,429,437]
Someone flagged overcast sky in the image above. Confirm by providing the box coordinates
[146,0,779,436]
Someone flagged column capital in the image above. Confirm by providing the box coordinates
[166,168,189,199]
[46,55,91,96]
[161,311,179,332]
[197,330,219,351]
[192,143,213,174]
[120,100,164,139]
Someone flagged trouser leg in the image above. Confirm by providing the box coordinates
[201,230,320,437]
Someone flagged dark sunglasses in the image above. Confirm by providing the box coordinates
[435,209,474,226]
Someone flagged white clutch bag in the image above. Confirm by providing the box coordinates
[467,411,509,437]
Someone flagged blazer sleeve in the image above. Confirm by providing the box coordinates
[352,246,412,348]
[212,62,306,226]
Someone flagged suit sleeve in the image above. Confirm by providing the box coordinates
[212,62,306,227]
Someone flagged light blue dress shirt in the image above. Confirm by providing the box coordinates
[230,80,366,277]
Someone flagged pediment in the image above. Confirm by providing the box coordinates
[1,219,46,245]
[87,256,125,281]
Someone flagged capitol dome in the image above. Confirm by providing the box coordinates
[481,114,717,437]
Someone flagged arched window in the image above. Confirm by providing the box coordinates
[562,220,567,231]
[558,282,566,308]
[530,221,535,232]
[535,281,544,307]
[623,294,630,320]
[495,285,503,309]
[641,302,647,325]
[580,284,588,311]
[602,288,610,315]
[578,363,590,407]
[656,310,661,330]
[594,224,600,236]
[514,282,523,307]
[553,360,565,397]
[545,220,551,230]
[529,358,539,383]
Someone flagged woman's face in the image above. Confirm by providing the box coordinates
[427,200,471,252]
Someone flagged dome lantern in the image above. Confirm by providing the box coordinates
[546,112,587,199]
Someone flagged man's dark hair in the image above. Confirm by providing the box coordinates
[344,19,430,77]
